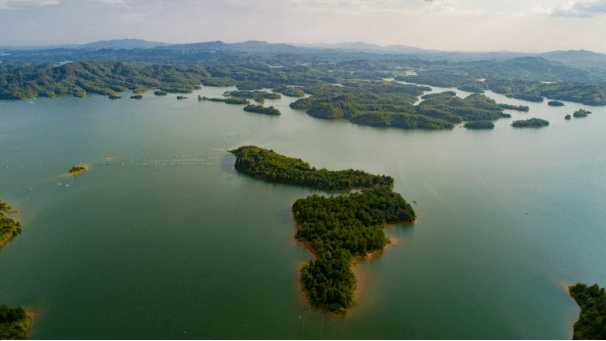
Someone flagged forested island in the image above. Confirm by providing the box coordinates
[511,118,549,127]
[566,114,572,120]
[223,90,281,104]
[548,100,565,106]
[0,304,32,339]
[569,283,606,339]
[205,97,250,105]
[498,104,529,111]
[230,146,393,190]
[230,146,415,312]
[0,200,21,252]
[242,104,281,115]
[130,94,143,99]
[573,109,592,117]
[65,164,88,176]
[464,121,494,129]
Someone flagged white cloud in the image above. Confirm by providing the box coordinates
[0,0,58,9]
[531,0,606,17]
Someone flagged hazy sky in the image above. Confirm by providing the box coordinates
[1,0,606,53]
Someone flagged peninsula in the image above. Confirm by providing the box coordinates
[0,304,32,339]
[0,200,22,252]
[230,146,415,312]
[569,283,606,339]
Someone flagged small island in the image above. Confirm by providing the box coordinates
[498,104,530,112]
[1,200,22,252]
[569,283,606,339]
[0,304,32,339]
[565,114,571,120]
[548,100,565,107]
[176,96,188,100]
[64,164,88,176]
[243,104,281,116]
[154,90,168,96]
[464,121,494,129]
[511,118,549,127]
[573,109,592,118]
[130,94,143,99]
[108,95,122,99]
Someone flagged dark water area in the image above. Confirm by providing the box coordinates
[1,84,604,339]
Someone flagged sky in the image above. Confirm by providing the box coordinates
[1,0,606,53]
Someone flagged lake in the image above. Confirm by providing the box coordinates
[1,84,604,339]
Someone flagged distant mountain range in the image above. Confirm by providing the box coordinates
[1,39,605,70]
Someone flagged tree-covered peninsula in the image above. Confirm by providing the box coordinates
[230,146,393,191]
[569,283,606,339]
[511,118,549,127]
[243,104,281,115]
[548,100,565,106]
[294,186,415,311]
[230,146,415,312]
[498,103,529,111]
[0,304,32,339]
[1,200,21,252]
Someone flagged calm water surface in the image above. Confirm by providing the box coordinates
[1,84,605,339]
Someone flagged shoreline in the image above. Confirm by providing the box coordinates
[23,309,36,339]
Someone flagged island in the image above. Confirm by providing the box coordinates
[223,90,281,104]
[207,98,250,105]
[154,90,168,96]
[243,104,281,115]
[548,100,565,106]
[511,118,549,127]
[0,200,21,252]
[498,104,530,112]
[0,304,32,339]
[574,109,592,117]
[130,94,143,99]
[177,96,188,100]
[108,95,122,99]
[230,146,393,190]
[464,121,494,129]
[64,164,88,176]
[569,283,606,339]
[230,146,415,312]
[565,114,571,120]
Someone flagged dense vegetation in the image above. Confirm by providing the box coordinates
[289,83,513,130]
[243,104,281,115]
[548,100,565,106]
[0,304,32,339]
[230,146,393,190]
[569,283,606,339]
[511,118,549,127]
[420,91,456,99]
[498,104,529,111]
[294,187,415,311]
[464,121,494,129]
[573,109,592,117]
[154,90,167,96]
[223,90,281,104]
[566,114,572,120]
[273,85,305,97]
[130,94,143,99]
[0,200,21,251]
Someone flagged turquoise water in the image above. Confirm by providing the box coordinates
[1,84,605,339]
